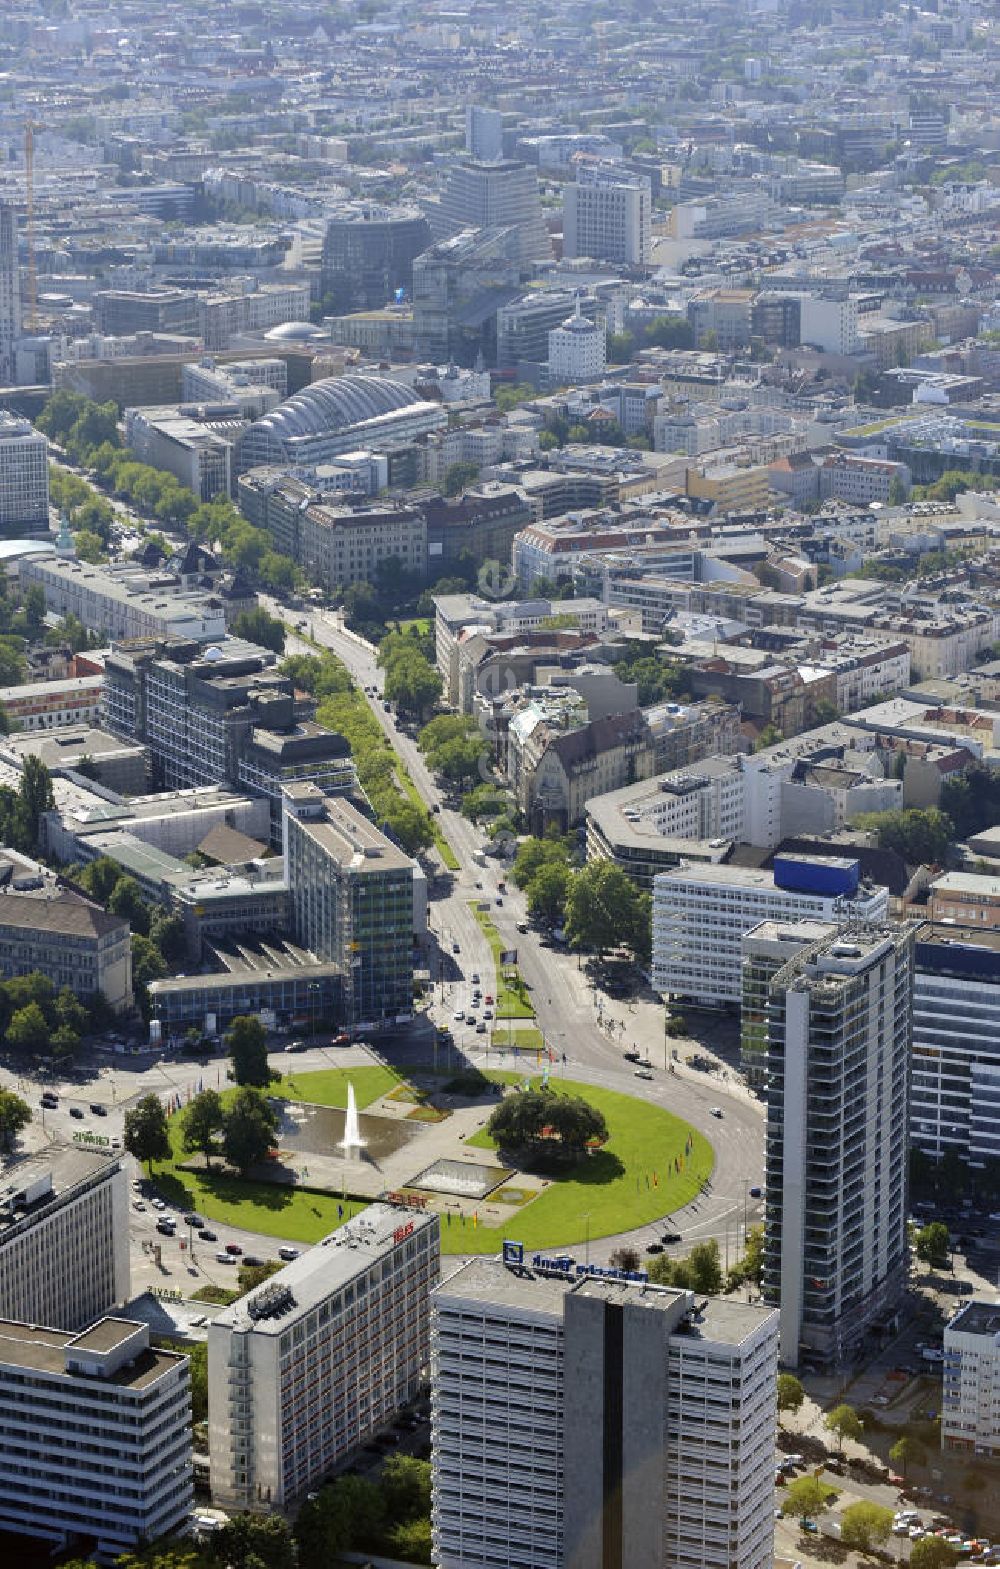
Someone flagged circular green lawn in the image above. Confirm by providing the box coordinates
[156,1067,713,1258]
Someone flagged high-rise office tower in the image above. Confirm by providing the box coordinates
[0,412,49,536]
[434,160,552,267]
[762,922,914,1368]
[209,1205,439,1509]
[0,204,21,386]
[0,1148,130,1331]
[466,106,504,163]
[432,1256,779,1569]
[563,165,652,267]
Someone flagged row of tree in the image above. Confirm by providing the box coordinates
[37,391,300,593]
[378,628,443,718]
[418,711,489,784]
[511,836,652,962]
[283,650,435,855]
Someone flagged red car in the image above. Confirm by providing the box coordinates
[225,1242,243,1256]
[333,1032,350,1045]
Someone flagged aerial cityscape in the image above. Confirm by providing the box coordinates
[2,0,1000,1566]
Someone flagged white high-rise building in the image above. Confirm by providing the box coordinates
[942,1300,1000,1457]
[563,165,652,266]
[0,204,21,386]
[763,922,914,1368]
[0,1315,192,1559]
[208,1204,439,1510]
[548,299,607,385]
[0,413,49,536]
[432,1256,779,1569]
[0,1148,130,1331]
[653,854,889,1008]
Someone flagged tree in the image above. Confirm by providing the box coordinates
[839,1500,894,1553]
[232,607,286,654]
[512,834,571,890]
[108,875,152,936]
[526,861,572,927]
[824,1402,863,1453]
[123,1094,171,1172]
[14,755,54,852]
[222,1087,278,1174]
[131,933,168,991]
[149,909,187,968]
[208,1513,296,1569]
[609,1246,642,1271]
[386,1517,433,1565]
[685,1238,723,1293]
[783,1474,838,1519]
[915,1221,950,1270]
[563,860,651,963]
[295,1475,384,1569]
[777,1373,805,1417]
[487,1088,607,1164]
[889,1433,926,1478]
[7,1002,49,1054]
[76,855,121,904]
[442,461,480,496]
[51,1023,81,1062]
[181,1089,225,1169]
[910,1537,960,1568]
[226,1014,272,1087]
[380,1453,431,1524]
[0,1089,31,1148]
[383,649,442,717]
[855,806,952,865]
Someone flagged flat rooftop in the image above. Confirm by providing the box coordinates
[212,1204,438,1335]
[0,1318,178,1390]
[948,1301,1000,1340]
[437,1259,776,1345]
[0,1146,120,1240]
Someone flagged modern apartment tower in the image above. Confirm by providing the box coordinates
[432,1256,779,1569]
[0,1148,130,1331]
[434,159,552,266]
[563,165,652,266]
[762,922,914,1368]
[283,782,415,1026]
[0,203,20,385]
[0,1317,191,1560]
[209,1205,440,1510]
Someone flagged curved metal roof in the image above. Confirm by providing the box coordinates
[251,373,421,440]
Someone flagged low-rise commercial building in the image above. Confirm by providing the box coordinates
[0,1149,129,1331]
[0,1316,192,1561]
[209,1205,439,1510]
[0,673,104,732]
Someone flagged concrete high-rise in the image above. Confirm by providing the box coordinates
[0,1148,130,1331]
[0,204,20,386]
[0,413,49,537]
[209,1205,439,1510]
[762,922,914,1368]
[563,165,652,267]
[434,159,552,267]
[432,1256,779,1569]
[466,106,503,163]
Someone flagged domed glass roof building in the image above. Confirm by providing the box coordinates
[237,373,447,470]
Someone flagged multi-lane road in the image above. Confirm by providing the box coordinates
[266,597,767,1266]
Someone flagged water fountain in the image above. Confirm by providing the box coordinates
[338,1081,367,1160]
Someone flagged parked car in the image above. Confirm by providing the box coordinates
[156,1218,176,1236]
[90,1104,107,1117]
[284,1040,307,1054]
[216,1251,237,1264]
[278,1246,299,1261]
[225,1242,243,1256]
[183,1213,204,1228]
[634,1068,653,1080]
[749,1185,763,1198]
[69,1106,84,1119]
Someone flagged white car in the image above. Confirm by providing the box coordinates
[453,1008,465,1020]
[709,1107,724,1119]
[133,1200,146,1212]
[151,1198,166,1211]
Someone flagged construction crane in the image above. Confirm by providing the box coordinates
[24,120,37,333]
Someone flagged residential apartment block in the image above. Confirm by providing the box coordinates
[0,1149,130,1331]
[0,1316,191,1560]
[763,923,913,1368]
[432,1256,779,1569]
[209,1205,439,1510]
